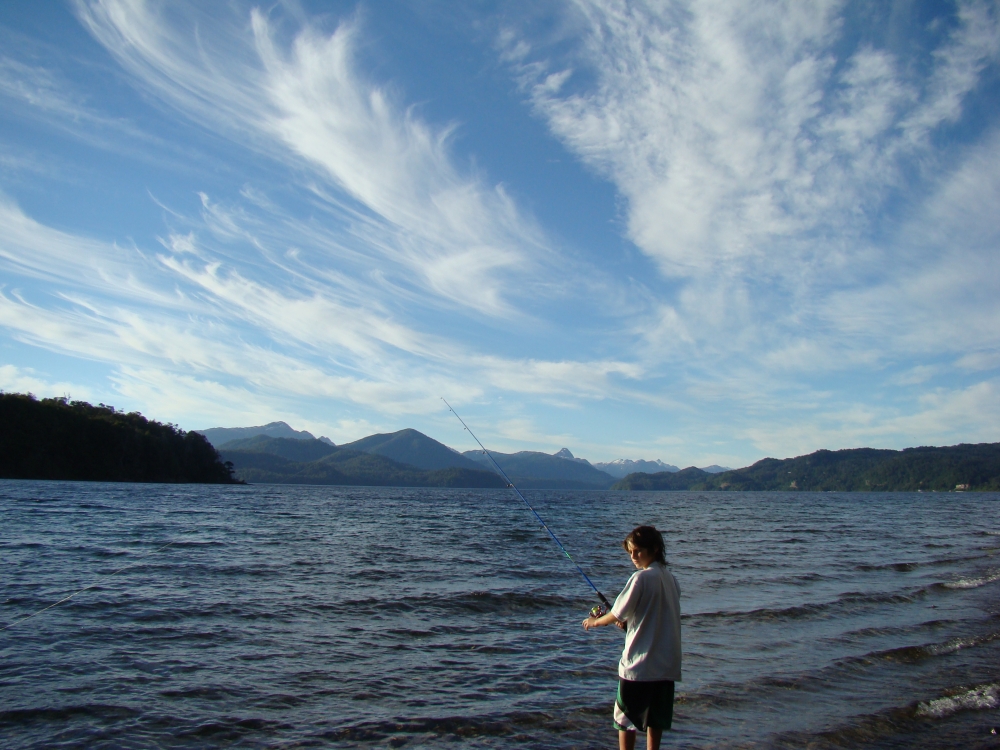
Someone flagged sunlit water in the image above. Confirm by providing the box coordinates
[1,481,998,749]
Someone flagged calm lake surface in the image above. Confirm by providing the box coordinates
[1,481,998,749]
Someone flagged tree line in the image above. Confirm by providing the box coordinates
[0,393,237,484]
[612,444,1000,491]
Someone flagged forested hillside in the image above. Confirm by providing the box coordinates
[0,393,236,483]
[219,435,507,488]
[613,443,1000,491]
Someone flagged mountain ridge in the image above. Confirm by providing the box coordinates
[612,444,1000,491]
[339,428,485,472]
[197,421,334,447]
[463,448,617,489]
[218,434,505,488]
[201,420,999,491]
[594,458,681,477]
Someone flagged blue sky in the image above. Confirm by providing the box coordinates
[1,0,999,469]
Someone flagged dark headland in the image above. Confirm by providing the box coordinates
[0,393,237,484]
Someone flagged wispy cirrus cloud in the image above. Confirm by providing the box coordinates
[485,0,1000,459]
[1,0,998,463]
[0,45,210,171]
[0,1,649,435]
[512,0,1000,278]
[74,0,550,317]
[502,0,1000,387]
[0,188,643,426]
[821,127,1000,356]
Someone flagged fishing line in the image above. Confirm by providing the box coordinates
[1,539,177,632]
[442,398,612,614]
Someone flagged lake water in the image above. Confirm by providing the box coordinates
[1,481,998,749]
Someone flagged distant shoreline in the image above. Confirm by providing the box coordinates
[5,393,997,491]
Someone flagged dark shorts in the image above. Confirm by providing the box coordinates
[613,678,675,732]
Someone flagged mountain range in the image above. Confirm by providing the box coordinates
[199,422,726,485]
[550,449,729,477]
[341,429,486,472]
[216,430,625,489]
[611,444,1000,492]
[12,399,992,490]
[197,421,334,447]
[461,447,617,489]
[592,457,680,477]
[202,420,999,491]
[218,434,505,488]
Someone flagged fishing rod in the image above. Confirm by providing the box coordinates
[442,398,612,617]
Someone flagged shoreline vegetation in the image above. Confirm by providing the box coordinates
[0,393,238,484]
[2,392,998,490]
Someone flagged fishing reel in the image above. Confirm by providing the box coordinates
[589,602,609,618]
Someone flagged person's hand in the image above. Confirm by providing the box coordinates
[616,620,626,630]
[582,616,598,630]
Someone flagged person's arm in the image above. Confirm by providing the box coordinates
[582,610,623,630]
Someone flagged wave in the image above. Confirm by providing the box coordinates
[855,561,920,572]
[688,589,920,623]
[675,621,1000,716]
[916,682,1000,719]
[168,539,228,548]
[773,681,1000,748]
[857,630,1000,665]
[692,571,999,624]
[349,590,584,617]
[0,703,140,726]
[856,551,994,572]
[939,569,1000,590]
[324,710,572,743]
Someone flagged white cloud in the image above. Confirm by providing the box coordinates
[0,55,82,117]
[0,50,201,168]
[887,365,943,387]
[156,253,440,362]
[3,1,999,466]
[110,366,279,428]
[900,0,1000,141]
[74,0,552,317]
[820,128,1000,357]
[740,380,1000,458]
[476,354,642,398]
[516,0,1000,280]
[0,199,164,301]
[493,417,579,450]
[0,364,91,401]
[0,191,645,420]
[499,0,1000,413]
[957,352,1000,371]
[106,367,398,439]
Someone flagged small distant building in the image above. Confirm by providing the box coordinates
[955,484,970,491]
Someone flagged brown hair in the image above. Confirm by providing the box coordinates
[622,525,667,565]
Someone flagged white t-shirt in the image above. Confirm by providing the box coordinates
[611,562,682,682]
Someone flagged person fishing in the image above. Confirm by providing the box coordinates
[442,402,680,745]
[583,525,681,750]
